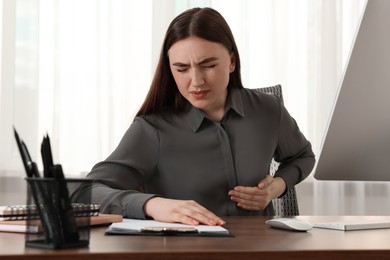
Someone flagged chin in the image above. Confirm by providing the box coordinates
[189,100,209,110]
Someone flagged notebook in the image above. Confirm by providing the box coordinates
[313,221,390,231]
[0,214,123,233]
[0,203,100,221]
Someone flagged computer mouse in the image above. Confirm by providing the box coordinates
[265,218,313,232]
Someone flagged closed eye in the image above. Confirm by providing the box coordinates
[177,68,189,72]
[172,63,189,73]
[203,64,217,69]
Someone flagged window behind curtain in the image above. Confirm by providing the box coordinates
[0,0,365,177]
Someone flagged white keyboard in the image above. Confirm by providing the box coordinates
[313,221,390,231]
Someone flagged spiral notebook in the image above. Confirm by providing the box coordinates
[0,203,100,221]
[0,213,123,233]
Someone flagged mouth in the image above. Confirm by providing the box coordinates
[191,90,209,99]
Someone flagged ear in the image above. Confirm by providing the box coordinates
[229,53,236,73]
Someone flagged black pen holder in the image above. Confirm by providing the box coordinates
[25,178,93,249]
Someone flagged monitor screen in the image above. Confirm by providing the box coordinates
[314,0,390,181]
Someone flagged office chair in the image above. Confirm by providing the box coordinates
[255,85,300,216]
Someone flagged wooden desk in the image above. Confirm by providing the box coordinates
[1,216,390,259]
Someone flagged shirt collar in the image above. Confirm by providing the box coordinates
[186,88,245,133]
[228,87,245,118]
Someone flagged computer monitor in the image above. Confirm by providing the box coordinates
[314,0,390,181]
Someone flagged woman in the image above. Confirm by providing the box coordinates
[72,7,315,226]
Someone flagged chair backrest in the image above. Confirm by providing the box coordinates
[255,85,300,216]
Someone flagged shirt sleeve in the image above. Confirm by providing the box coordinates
[72,117,159,219]
[273,103,316,192]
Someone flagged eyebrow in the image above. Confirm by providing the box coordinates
[172,57,219,67]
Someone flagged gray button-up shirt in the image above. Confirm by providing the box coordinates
[75,88,315,218]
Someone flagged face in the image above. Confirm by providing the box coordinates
[168,36,236,121]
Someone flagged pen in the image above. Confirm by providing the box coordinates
[13,128,35,178]
[141,227,198,233]
[41,134,54,178]
[52,164,80,243]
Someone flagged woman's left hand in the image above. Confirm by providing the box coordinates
[228,175,286,211]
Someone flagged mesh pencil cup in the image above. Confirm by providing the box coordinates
[25,178,93,249]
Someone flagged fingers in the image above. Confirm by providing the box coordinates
[144,197,225,226]
[229,176,276,211]
[173,200,225,226]
[229,186,269,211]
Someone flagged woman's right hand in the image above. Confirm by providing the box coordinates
[143,197,225,226]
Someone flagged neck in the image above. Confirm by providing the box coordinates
[205,109,225,122]
[203,93,228,122]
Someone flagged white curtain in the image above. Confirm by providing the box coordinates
[1,0,365,179]
[37,0,156,175]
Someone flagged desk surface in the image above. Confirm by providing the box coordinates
[1,215,390,260]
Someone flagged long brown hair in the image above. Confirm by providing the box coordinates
[136,7,243,117]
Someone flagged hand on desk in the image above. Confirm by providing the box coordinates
[229,175,286,211]
[144,197,226,226]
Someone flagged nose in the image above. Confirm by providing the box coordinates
[190,68,205,87]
